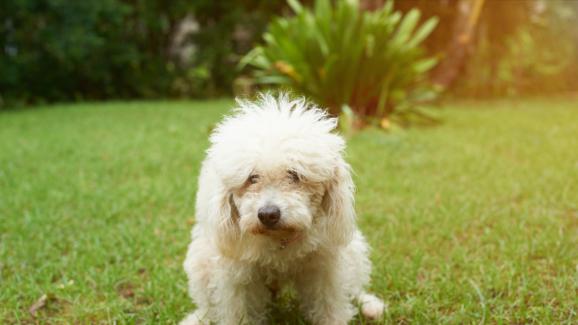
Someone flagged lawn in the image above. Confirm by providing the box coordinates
[1,99,577,324]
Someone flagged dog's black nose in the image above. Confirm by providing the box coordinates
[258,205,281,228]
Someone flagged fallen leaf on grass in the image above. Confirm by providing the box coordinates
[29,294,50,316]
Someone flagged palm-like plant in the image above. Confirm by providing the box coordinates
[240,0,439,128]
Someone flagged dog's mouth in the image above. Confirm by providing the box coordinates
[251,226,303,249]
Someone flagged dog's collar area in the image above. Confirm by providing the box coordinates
[279,232,302,249]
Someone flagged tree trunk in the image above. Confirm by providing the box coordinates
[431,0,485,89]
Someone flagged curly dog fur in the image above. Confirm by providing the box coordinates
[181,94,384,325]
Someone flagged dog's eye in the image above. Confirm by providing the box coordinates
[288,170,300,183]
[248,174,259,184]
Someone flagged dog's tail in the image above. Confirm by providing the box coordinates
[357,292,386,320]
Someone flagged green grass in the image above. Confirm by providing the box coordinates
[1,99,577,324]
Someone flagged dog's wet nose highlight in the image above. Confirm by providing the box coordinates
[258,205,281,228]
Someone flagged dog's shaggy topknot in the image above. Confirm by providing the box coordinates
[208,93,346,186]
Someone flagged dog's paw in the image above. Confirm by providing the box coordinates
[359,292,386,321]
[179,311,204,325]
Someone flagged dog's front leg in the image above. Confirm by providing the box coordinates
[211,261,271,325]
[294,253,356,325]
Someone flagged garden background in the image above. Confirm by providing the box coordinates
[1,0,577,323]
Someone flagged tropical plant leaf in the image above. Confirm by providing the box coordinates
[408,17,439,48]
[413,57,438,74]
[287,0,303,14]
[241,0,440,127]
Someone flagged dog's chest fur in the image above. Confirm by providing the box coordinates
[255,247,332,291]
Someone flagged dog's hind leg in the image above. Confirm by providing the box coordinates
[340,232,386,321]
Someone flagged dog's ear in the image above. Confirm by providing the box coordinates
[209,187,241,257]
[321,159,356,246]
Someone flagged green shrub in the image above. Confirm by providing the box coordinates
[188,1,286,99]
[0,0,196,106]
[241,0,439,127]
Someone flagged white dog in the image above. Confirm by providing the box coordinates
[181,94,384,325]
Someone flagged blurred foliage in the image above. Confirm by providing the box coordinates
[0,0,196,105]
[180,1,286,98]
[241,0,439,127]
[1,0,577,107]
[456,0,578,97]
[395,0,578,98]
[0,0,284,106]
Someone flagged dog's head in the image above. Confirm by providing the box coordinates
[202,94,355,258]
